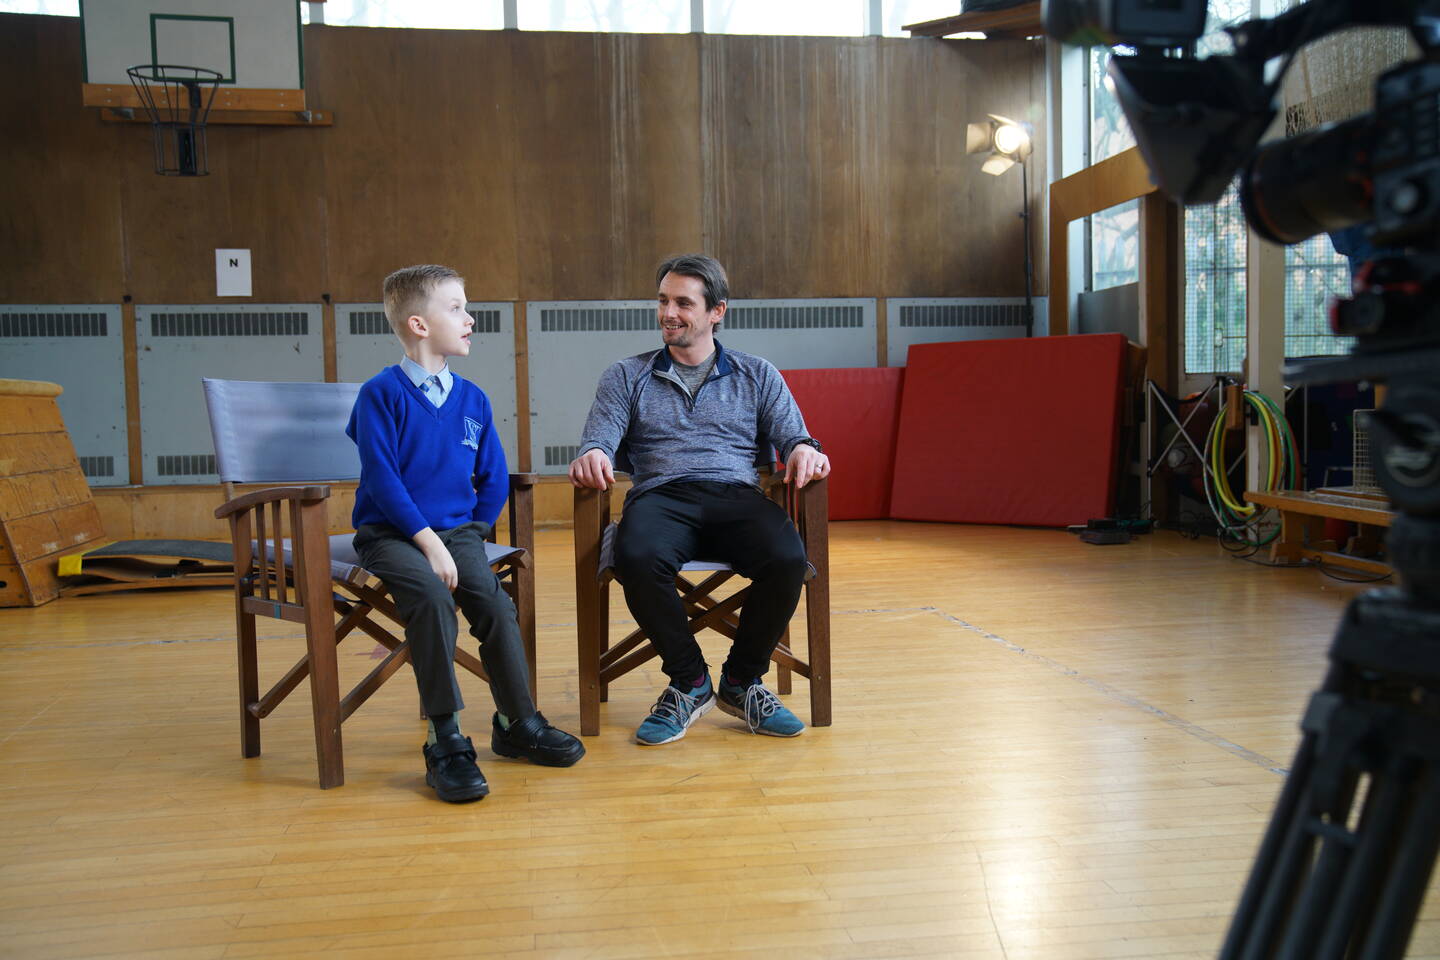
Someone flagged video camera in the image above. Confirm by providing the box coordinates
[1043,0,1439,244]
[1043,0,1440,517]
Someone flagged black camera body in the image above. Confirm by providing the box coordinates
[1043,0,1440,515]
[1243,58,1440,251]
[1042,0,1440,248]
[1042,0,1207,47]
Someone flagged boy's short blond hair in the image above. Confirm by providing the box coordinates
[382,264,464,339]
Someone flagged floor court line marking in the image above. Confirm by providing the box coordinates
[928,607,1290,775]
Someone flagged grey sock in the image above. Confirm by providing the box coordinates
[428,711,461,746]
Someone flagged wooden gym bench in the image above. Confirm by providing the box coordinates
[1244,489,1395,576]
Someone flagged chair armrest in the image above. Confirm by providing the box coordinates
[763,474,828,561]
[505,474,537,552]
[573,485,612,551]
[215,484,331,520]
[794,476,829,582]
[574,484,612,593]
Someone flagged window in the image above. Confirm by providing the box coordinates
[1181,0,1250,374]
[302,1,502,29]
[520,1,690,33]
[1086,46,1139,292]
[1089,45,1135,164]
[0,0,77,13]
[707,0,863,36]
[1285,235,1353,358]
[1091,200,1139,291]
[1184,183,1248,373]
[882,0,959,36]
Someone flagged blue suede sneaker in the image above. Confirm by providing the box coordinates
[635,675,715,745]
[717,675,805,737]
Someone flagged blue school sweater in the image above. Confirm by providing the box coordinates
[347,365,509,537]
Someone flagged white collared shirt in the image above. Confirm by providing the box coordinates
[399,355,453,408]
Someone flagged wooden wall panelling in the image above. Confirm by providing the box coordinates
[85,480,537,542]
[118,100,329,305]
[311,25,521,302]
[875,38,1046,299]
[5,14,1051,310]
[511,32,703,301]
[0,16,127,303]
[598,33,706,296]
[876,39,959,298]
[700,36,880,298]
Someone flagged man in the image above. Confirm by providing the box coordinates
[569,253,831,745]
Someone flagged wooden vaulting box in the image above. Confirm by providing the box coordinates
[0,379,108,606]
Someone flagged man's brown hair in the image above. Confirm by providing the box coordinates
[382,264,464,338]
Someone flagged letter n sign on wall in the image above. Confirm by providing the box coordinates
[215,248,252,297]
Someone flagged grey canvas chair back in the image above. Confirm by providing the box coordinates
[203,378,363,484]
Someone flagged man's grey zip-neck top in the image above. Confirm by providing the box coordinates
[577,341,810,503]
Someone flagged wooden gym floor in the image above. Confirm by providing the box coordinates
[2,521,1437,959]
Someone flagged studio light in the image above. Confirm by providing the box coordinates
[966,113,1033,176]
[967,112,1036,336]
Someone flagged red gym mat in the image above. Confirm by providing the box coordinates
[781,367,905,520]
[889,334,1127,526]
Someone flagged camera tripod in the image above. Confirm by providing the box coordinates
[1220,370,1440,959]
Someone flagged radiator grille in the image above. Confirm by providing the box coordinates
[149,311,309,337]
[898,303,1029,328]
[156,454,217,477]
[78,456,116,478]
[544,444,580,467]
[347,308,500,336]
[470,310,501,333]
[541,307,654,332]
[0,311,108,337]
[726,305,863,329]
[348,311,389,336]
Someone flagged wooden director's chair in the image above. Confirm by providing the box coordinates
[572,463,831,737]
[202,379,537,789]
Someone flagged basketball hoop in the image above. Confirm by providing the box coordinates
[125,64,222,177]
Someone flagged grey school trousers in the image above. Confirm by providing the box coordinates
[352,520,535,720]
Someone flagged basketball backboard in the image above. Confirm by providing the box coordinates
[81,0,307,113]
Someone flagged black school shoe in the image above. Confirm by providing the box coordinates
[423,734,490,803]
[491,711,586,767]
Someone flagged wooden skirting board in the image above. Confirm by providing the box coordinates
[89,476,617,542]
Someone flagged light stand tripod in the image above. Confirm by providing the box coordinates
[1020,156,1035,339]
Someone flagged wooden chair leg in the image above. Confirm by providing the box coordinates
[577,582,603,736]
[237,609,261,759]
[574,487,609,736]
[598,584,610,704]
[574,556,605,736]
[515,561,538,707]
[299,509,344,789]
[806,582,832,728]
[776,627,793,695]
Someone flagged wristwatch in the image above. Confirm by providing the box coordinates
[795,437,824,454]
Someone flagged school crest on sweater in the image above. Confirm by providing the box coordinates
[462,417,481,450]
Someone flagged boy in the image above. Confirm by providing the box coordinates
[348,264,583,803]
